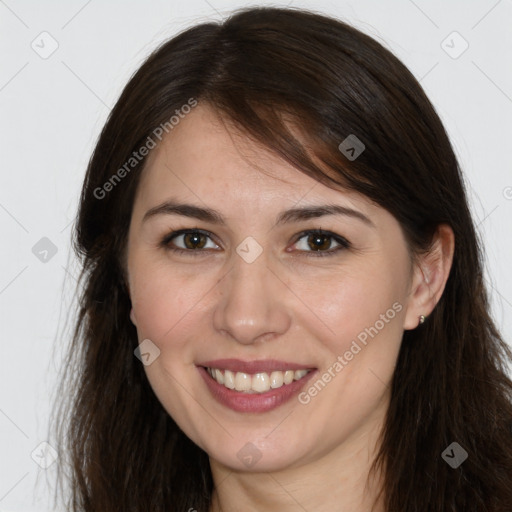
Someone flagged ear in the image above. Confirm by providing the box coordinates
[124,274,136,326]
[403,224,455,330]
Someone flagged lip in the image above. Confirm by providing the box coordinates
[197,364,317,413]
[198,358,315,374]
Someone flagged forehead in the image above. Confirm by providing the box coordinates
[133,103,376,217]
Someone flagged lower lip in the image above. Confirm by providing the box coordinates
[197,366,317,413]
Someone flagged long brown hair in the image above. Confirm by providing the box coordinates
[51,6,512,511]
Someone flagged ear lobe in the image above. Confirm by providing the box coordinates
[130,308,137,326]
[403,224,455,330]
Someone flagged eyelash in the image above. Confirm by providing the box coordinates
[159,228,351,257]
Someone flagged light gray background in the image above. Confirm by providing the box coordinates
[1,1,511,510]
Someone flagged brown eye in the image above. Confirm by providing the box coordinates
[161,229,219,255]
[306,233,332,251]
[160,228,349,258]
[182,232,208,250]
[293,229,350,257]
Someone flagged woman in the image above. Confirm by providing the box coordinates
[52,6,512,511]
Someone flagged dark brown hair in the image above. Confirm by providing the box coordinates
[52,6,512,511]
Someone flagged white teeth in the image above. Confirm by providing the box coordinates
[214,368,224,385]
[284,370,295,384]
[224,370,235,389]
[294,369,309,380]
[235,371,252,392]
[252,373,270,393]
[270,371,284,389]
[206,367,311,393]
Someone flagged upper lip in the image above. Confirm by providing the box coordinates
[198,358,316,374]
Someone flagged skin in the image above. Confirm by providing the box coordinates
[126,103,454,512]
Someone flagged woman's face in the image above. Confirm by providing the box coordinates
[126,103,418,472]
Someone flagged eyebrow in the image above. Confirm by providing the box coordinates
[142,199,375,227]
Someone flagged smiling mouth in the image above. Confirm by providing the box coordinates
[202,367,312,394]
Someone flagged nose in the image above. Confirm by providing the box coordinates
[212,245,292,346]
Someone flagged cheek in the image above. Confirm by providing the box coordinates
[129,255,211,342]
[292,267,405,436]
[294,262,406,355]
[128,260,211,410]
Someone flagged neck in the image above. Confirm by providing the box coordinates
[208,406,387,512]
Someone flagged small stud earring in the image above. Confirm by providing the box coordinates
[419,315,426,324]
